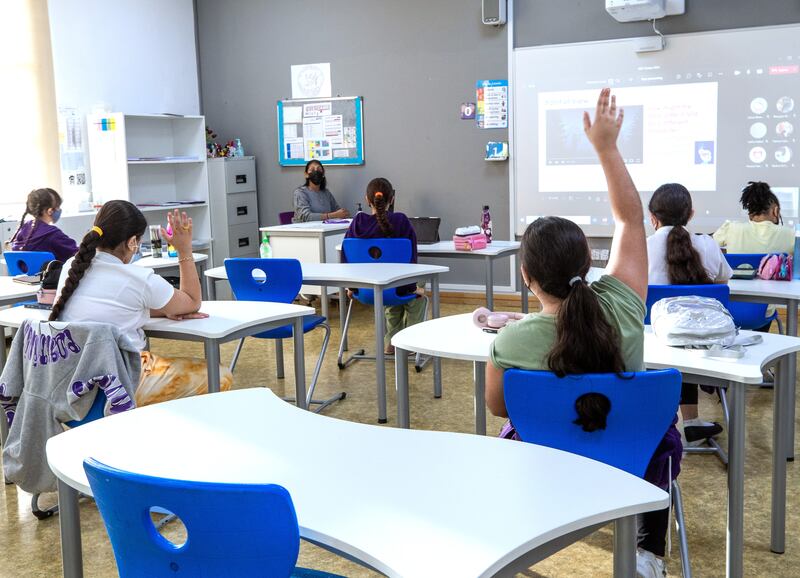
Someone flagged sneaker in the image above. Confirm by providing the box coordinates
[683,418,723,446]
[636,548,667,577]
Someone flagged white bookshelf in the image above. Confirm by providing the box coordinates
[86,113,212,255]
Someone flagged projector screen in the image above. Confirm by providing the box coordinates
[512,24,800,236]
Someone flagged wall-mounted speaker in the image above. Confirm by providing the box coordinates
[482,0,507,26]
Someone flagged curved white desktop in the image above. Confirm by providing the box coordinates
[46,388,666,578]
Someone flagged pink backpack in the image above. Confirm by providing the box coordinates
[758,253,793,281]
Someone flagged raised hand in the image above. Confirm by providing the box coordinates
[162,209,193,255]
[583,87,624,154]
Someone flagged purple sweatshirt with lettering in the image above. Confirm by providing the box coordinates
[12,220,78,263]
[343,211,418,296]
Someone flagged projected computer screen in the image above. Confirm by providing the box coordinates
[512,24,800,236]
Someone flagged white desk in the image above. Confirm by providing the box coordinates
[136,252,210,299]
[46,388,667,578]
[729,278,800,458]
[0,276,38,307]
[206,262,449,423]
[417,240,527,312]
[392,313,800,578]
[0,300,314,405]
[260,221,350,301]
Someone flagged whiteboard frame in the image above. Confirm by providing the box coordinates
[277,96,365,166]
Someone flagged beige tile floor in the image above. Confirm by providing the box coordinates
[1,300,798,577]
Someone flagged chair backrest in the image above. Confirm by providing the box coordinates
[504,369,682,478]
[279,211,294,225]
[4,250,55,275]
[644,284,730,324]
[225,258,302,304]
[724,253,767,270]
[83,458,300,578]
[342,238,412,264]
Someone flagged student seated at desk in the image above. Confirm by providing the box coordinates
[343,177,425,355]
[485,89,680,578]
[49,201,232,406]
[713,181,795,255]
[7,188,78,262]
[292,160,350,222]
[647,183,732,446]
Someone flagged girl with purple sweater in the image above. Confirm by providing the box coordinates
[344,177,425,354]
[9,188,78,263]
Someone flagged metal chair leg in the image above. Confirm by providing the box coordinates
[283,323,345,413]
[337,299,363,369]
[415,295,430,373]
[719,387,730,427]
[672,480,692,578]
[275,339,285,379]
[31,493,58,520]
[229,338,245,373]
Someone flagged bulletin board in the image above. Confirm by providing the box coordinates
[277,96,364,166]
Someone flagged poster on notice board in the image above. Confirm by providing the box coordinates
[476,80,508,129]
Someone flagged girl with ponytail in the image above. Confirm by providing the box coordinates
[343,177,425,354]
[8,188,77,262]
[487,89,680,575]
[646,183,731,447]
[51,200,232,405]
[713,181,795,254]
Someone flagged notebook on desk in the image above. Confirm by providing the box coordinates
[409,217,441,244]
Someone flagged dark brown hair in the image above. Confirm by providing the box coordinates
[49,200,147,321]
[521,217,625,431]
[740,181,781,221]
[303,160,326,190]
[10,188,62,249]
[648,183,711,285]
[366,177,395,237]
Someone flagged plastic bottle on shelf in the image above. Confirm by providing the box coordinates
[235,138,245,157]
[481,205,493,244]
[794,224,800,279]
[259,232,273,259]
[356,202,363,214]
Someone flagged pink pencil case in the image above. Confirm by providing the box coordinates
[454,233,487,251]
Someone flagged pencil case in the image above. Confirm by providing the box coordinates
[453,233,487,251]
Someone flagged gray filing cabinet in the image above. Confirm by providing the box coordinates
[207,156,260,267]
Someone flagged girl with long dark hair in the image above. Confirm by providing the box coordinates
[8,188,77,262]
[486,89,679,577]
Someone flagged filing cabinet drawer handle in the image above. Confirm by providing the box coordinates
[235,174,247,184]
[236,206,248,216]
[238,237,250,248]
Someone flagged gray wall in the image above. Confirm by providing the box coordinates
[515,0,800,47]
[195,0,510,288]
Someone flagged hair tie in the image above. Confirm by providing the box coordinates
[91,226,103,237]
[374,191,384,199]
[568,276,583,287]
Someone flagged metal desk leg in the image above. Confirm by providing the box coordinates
[58,479,83,578]
[771,355,788,553]
[275,339,285,379]
[518,254,529,314]
[205,276,217,301]
[204,339,221,393]
[198,261,208,300]
[474,361,487,435]
[431,276,442,399]
[613,515,636,578]
[339,287,348,352]
[293,317,307,410]
[485,255,494,310]
[373,286,387,423]
[727,381,745,578]
[396,346,410,428]
[785,300,797,460]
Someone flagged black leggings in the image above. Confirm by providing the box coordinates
[639,506,670,557]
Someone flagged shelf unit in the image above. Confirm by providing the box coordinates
[86,113,212,259]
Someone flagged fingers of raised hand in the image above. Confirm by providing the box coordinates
[583,111,591,133]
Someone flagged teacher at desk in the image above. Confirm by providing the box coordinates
[292,160,351,222]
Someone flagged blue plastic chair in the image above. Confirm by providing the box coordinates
[224,258,345,413]
[4,250,55,275]
[504,369,691,577]
[724,253,781,332]
[83,458,343,578]
[337,238,429,370]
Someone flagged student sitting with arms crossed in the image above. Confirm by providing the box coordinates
[485,89,680,578]
[8,188,78,262]
[343,177,425,355]
[50,201,232,406]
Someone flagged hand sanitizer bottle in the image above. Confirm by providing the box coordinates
[259,232,273,259]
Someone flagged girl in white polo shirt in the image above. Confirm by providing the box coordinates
[647,183,732,447]
[50,200,232,405]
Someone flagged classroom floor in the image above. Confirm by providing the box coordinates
[1,300,798,577]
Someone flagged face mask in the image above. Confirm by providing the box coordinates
[308,171,324,186]
[51,208,62,223]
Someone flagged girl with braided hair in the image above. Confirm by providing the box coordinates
[8,188,77,262]
[713,181,795,254]
[343,177,425,354]
[50,200,232,406]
